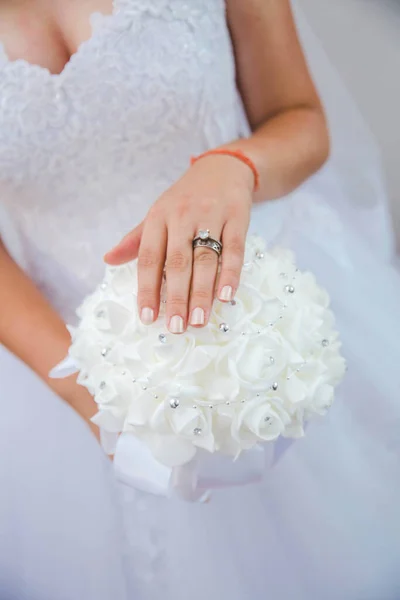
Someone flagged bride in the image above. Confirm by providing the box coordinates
[1,1,399,598]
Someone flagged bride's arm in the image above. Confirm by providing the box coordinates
[0,240,99,439]
[225,0,329,201]
[106,0,329,335]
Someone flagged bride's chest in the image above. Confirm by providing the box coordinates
[0,0,236,175]
[0,0,114,77]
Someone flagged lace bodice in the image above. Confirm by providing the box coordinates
[0,0,246,322]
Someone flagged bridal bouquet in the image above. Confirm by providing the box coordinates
[53,236,345,498]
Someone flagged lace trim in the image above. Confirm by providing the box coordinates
[0,0,224,80]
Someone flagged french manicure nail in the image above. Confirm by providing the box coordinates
[141,307,154,325]
[219,285,233,302]
[169,315,184,334]
[190,307,205,326]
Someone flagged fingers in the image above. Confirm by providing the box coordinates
[104,221,144,265]
[137,220,167,325]
[217,221,248,302]
[164,227,194,333]
[188,232,221,327]
[108,213,247,331]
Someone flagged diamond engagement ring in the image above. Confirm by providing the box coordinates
[193,229,223,257]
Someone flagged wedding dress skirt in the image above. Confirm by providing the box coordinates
[0,1,399,599]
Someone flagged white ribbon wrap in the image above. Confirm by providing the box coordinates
[49,355,80,378]
[113,432,271,502]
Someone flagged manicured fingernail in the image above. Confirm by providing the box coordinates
[103,249,115,261]
[219,286,233,301]
[169,315,184,334]
[190,307,205,326]
[141,307,154,325]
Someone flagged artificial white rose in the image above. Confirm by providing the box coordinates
[222,333,289,392]
[235,397,291,443]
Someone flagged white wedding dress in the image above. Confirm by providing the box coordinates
[1,1,400,599]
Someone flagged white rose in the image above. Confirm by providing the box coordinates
[221,332,292,392]
[307,383,335,416]
[236,398,291,443]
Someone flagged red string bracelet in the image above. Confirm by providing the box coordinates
[190,149,260,192]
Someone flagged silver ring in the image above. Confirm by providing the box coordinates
[193,229,222,257]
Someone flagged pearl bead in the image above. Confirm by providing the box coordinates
[264,416,272,423]
[169,397,180,409]
[219,323,230,333]
[142,385,147,390]
[322,339,330,347]
[101,347,110,357]
[272,382,278,391]
[285,285,295,294]
[96,310,105,318]
[270,356,275,364]
[255,251,264,260]
[99,381,106,390]
[100,283,107,290]
[193,427,202,436]
[159,334,167,344]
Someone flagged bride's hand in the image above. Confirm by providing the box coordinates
[104,154,255,333]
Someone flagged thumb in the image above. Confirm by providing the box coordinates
[104,221,144,265]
